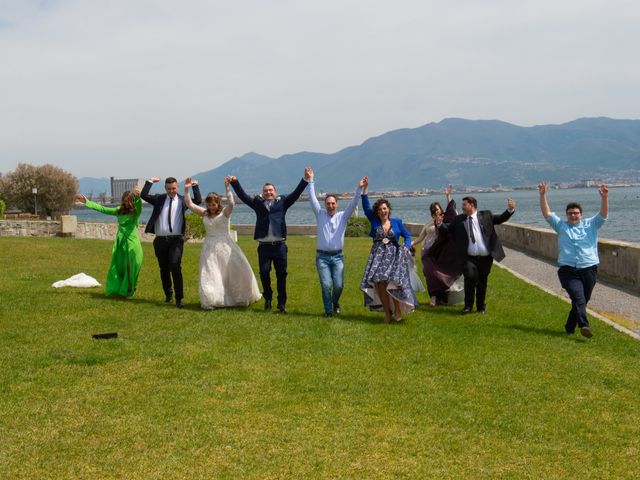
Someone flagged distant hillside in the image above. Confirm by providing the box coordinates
[190,117,640,194]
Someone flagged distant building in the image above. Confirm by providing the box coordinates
[111,177,143,203]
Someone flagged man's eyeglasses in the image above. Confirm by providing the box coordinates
[566,211,581,215]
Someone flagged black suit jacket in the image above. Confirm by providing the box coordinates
[441,209,514,267]
[230,178,309,240]
[141,181,202,234]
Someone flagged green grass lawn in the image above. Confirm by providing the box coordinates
[1,236,638,479]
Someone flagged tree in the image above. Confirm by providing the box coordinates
[0,163,78,218]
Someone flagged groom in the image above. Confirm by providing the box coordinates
[228,169,310,313]
[141,176,202,308]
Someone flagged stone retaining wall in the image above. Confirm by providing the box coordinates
[2,218,639,293]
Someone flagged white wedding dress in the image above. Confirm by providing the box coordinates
[199,213,262,309]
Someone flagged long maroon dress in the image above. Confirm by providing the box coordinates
[421,199,462,303]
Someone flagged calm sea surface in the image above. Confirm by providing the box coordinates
[71,186,640,243]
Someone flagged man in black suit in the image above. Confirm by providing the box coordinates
[438,195,515,314]
[228,169,310,313]
[141,176,202,308]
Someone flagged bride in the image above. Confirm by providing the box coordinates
[184,177,262,309]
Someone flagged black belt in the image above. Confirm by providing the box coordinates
[259,240,285,246]
[317,249,342,255]
[156,235,183,240]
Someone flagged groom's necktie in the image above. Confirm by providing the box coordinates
[168,197,173,233]
[468,216,476,244]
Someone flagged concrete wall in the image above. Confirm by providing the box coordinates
[494,222,640,293]
[2,218,639,293]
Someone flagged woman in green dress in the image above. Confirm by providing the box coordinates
[75,188,144,298]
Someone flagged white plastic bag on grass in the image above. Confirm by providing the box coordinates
[52,273,101,288]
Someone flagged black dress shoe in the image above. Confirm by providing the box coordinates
[580,326,593,338]
[333,304,341,315]
[165,295,173,303]
[264,299,272,311]
[460,307,473,315]
[176,299,183,309]
[277,304,287,314]
[477,309,486,315]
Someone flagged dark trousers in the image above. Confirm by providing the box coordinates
[463,255,494,310]
[258,242,288,306]
[153,235,184,301]
[557,265,598,332]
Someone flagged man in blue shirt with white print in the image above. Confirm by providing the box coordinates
[538,182,609,338]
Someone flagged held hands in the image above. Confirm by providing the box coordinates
[184,177,198,188]
[360,176,369,193]
[74,193,87,204]
[224,176,231,192]
[225,175,237,183]
[304,167,313,182]
[444,184,453,196]
[507,197,516,210]
[599,184,608,198]
[149,177,160,183]
[537,182,548,195]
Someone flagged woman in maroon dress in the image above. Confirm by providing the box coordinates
[411,185,463,306]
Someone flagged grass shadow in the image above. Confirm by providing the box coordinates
[504,323,589,341]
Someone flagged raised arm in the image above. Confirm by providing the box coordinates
[141,177,160,204]
[342,177,365,220]
[492,197,516,225]
[190,182,202,205]
[184,178,207,216]
[283,169,311,209]
[538,182,551,218]
[75,193,119,216]
[228,176,256,209]
[306,168,321,217]
[599,184,608,218]
[133,187,142,218]
[444,184,453,204]
[223,177,235,218]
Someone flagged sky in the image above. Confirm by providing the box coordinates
[1,0,639,180]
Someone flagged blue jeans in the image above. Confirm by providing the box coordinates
[316,251,344,314]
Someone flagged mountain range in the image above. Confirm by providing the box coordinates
[80,117,640,195]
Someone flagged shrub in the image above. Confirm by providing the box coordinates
[0,199,5,218]
[185,213,205,240]
[345,217,370,237]
[0,163,77,218]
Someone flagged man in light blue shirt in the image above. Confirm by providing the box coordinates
[307,167,365,317]
[538,182,609,338]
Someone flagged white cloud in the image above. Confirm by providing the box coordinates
[1,0,639,178]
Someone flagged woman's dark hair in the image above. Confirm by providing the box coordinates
[117,191,136,215]
[565,202,583,213]
[430,202,443,217]
[205,192,223,217]
[372,198,391,219]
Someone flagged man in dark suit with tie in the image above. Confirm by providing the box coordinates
[141,176,202,308]
[228,170,310,313]
[438,195,515,315]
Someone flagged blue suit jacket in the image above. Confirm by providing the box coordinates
[361,194,412,246]
[231,178,309,240]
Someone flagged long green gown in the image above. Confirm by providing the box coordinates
[85,196,143,298]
